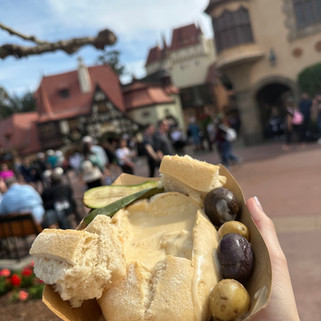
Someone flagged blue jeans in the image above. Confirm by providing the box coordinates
[218,141,239,167]
[42,209,72,229]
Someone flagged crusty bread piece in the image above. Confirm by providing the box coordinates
[84,215,126,281]
[159,155,226,203]
[99,256,195,321]
[30,215,126,307]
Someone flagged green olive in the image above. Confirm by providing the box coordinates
[209,279,251,321]
[218,221,250,241]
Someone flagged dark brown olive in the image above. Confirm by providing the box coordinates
[204,187,240,227]
[217,233,254,282]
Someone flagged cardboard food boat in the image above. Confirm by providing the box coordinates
[42,166,272,321]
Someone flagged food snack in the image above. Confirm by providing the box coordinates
[209,279,251,321]
[218,221,250,241]
[30,154,272,321]
[30,216,126,307]
[159,154,226,203]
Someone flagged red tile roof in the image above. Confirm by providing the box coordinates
[170,23,202,51]
[145,23,203,67]
[35,64,125,122]
[145,46,164,66]
[0,112,41,155]
[123,81,174,111]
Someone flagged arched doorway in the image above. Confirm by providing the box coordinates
[254,77,298,139]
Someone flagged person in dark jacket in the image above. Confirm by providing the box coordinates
[41,167,76,229]
[153,119,175,158]
[143,123,160,177]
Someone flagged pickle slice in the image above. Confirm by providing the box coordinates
[83,180,159,208]
[78,186,164,229]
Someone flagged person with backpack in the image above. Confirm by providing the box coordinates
[282,99,304,151]
[214,114,241,168]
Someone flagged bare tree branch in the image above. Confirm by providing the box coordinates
[0,26,117,59]
[0,22,49,45]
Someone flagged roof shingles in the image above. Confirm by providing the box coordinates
[123,81,174,111]
[35,64,125,122]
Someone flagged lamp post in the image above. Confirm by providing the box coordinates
[268,49,277,67]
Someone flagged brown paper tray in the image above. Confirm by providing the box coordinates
[43,166,272,320]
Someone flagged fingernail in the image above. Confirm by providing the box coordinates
[254,196,263,210]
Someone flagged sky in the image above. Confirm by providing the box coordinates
[0,0,214,97]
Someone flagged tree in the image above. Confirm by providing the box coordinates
[0,87,12,119]
[0,87,36,119]
[0,22,116,59]
[96,48,126,76]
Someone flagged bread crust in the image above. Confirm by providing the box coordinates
[160,155,226,203]
[30,229,97,265]
[30,216,126,307]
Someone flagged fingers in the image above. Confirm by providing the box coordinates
[246,197,300,321]
[246,197,285,263]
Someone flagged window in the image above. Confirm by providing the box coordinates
[58,88,70,98]
[212,7,254,53]
[293,0,321,29]
[142,111,150,118]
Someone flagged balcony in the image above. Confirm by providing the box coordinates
[216,43,265,70]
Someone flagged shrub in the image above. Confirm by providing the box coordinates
[0,262,44,302]
[298,62,321,96]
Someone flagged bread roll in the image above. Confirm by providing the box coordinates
[159,155,226,202]
[30,215,126,307]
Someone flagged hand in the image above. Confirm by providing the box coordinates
[246,197,300,321]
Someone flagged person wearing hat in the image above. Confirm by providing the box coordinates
[80,160,104,189]
[82,136,109,172]
[80,141,104,189]
[41,168,75,229]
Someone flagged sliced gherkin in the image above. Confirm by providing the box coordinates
[83,180,160,209]
[78,186,164,229]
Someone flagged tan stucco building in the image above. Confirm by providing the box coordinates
[145,24,224,124]
[205,0,321,144]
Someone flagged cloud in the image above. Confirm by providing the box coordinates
[0,0,215,95]
[46,0,213,38]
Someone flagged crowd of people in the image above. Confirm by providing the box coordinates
[141,113,241,176]
[5,94,321,229]
[266,92,321,151]
[0,112,243,230]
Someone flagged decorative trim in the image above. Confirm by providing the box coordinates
[292,47,303,57]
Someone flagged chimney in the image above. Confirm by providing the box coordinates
[77,57,92,93]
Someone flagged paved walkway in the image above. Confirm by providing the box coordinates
[1,141,320,320]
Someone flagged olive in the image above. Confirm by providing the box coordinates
[204,187,240,227]
[209,279,251,321]
[217,233,254,282]
[218,221,250,241]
